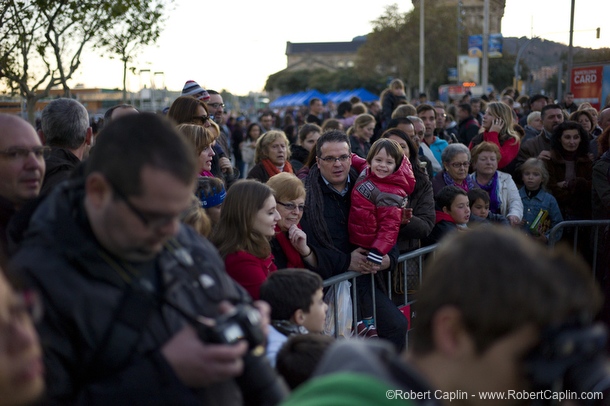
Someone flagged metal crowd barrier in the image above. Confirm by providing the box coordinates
[322,220,610,340]
[322,244,438,339]
[548,220,610,278]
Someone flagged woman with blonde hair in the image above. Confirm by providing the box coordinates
[176,123,216,177]
[211,180,281,300]
[247,130,293,183]
[347,113,376,158]
[469,101,521,171]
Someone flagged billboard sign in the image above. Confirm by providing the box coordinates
[468,34,503,58]
[458,55,480,84]
[570,65,605,110]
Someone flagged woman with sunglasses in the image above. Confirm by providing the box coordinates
[266,173,317,270]
[168,96,239,188]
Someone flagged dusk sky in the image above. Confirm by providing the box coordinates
[69,0,609,96]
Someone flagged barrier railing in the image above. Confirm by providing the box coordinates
[548,220,610,278]
[322,244,438,338]
[322,220,610,340]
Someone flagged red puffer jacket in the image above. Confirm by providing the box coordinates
[348,156,415,256]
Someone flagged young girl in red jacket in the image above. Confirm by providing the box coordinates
[348,138,416,336]
[349,138,416,267]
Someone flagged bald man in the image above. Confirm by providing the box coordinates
[0,114,46,267]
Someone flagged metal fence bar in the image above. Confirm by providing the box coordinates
[548,220,610,280]
[322,245,438,339]
[322,221,610,340]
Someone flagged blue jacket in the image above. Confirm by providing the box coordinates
[519,187,563,243]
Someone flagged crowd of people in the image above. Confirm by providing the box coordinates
[0,78,609,405]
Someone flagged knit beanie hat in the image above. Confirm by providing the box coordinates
[182,80,210,101]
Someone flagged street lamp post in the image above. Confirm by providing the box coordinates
[513,37,536,94]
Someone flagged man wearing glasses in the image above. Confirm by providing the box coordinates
[0,114,46,269]
[9,114,269,404]
[206,90,232,159]
[300,130,408,351]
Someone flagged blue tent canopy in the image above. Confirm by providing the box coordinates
[269,88,379,108]
[269,89,328,108]
[327,88,379,103]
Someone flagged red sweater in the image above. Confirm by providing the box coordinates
[470,131,520,169]
[225,250,277,300]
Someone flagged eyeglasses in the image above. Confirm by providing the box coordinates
[192,115,211,123]
[319,154,350,164]
[207,102,225,109]
[277,201,305,212]
[108,180,177,229]
[0,146,51,160]
[449,161,471,169]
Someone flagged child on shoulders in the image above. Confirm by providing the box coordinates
[349,138,416,266]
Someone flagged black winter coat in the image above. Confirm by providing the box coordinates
[9,181,250,405]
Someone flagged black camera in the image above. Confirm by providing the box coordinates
[526,321,610,405]
[164,299,288,406]
[193,304,266,351]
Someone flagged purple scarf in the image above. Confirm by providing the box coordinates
[443,170,477,192]
[474,171,500,214]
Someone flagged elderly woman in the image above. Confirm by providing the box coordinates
[347,114,376,158]
[266,172,318,270]
[247,130,293,183]
[468,142,523,226]
[431,143,476,195]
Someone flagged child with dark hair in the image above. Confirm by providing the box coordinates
[259,268,328,367]
[276,334,335,390]
[348,138,415,337]
[423,185,470,245]
[349,138,415,266]
[195,176,226,229]
[467,188,509,225]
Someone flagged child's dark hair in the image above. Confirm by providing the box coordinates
[195,177,226,208]
[435,185,467,211]
[259,269,323,320]
[366,138,403,170]
[467,189,490,208]
[275,334,335,390]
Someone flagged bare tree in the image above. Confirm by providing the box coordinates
[0,0,165,123]
[99,1,170,103]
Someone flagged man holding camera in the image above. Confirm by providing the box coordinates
[9,114,273,405]
[285,227,606,405]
